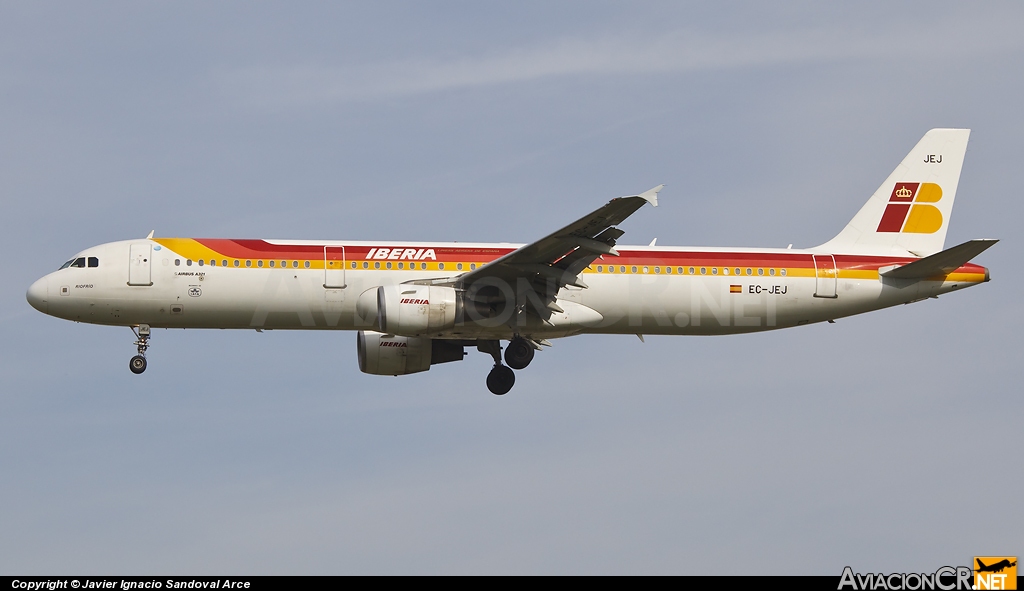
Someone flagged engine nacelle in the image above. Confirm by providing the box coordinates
[356,331,466,376]
[377,284,462,337]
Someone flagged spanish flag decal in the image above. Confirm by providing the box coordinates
[730,285,742,293]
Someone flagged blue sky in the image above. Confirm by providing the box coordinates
[1,1,1021,574]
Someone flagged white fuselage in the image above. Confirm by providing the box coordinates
[26,238,989,340]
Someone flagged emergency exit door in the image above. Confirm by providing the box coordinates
[324,246,346,289]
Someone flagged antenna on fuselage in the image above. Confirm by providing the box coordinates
[146,230,154,239]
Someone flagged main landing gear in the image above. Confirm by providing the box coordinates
[479,336,537,395]
[504,336,535,370]
[129,324,151,374]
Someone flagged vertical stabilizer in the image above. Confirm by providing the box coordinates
[818,129,970,256]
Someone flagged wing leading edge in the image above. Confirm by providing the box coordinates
[456,185,662,291]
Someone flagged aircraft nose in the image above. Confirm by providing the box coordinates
[26,277,48,314]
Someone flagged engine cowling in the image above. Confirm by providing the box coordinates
[356,331,466,376]
[377,284,462,337]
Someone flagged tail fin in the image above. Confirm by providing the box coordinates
[818,129,970,256]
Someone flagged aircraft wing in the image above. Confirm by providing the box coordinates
[455,185,662,293]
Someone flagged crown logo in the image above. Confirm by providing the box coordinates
[895,186,913,199]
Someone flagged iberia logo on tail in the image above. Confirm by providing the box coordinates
[877,182,944,233]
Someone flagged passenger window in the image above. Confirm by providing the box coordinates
[386,262,392,269]
[292,261,298,268]
[470,263,476,270]
[457,263,463,271]
[88,257,99,268]
[304,261,310,268]
[620,266,625,273]
[781,269,787,276]
[712,267,718,275]
[269,260,275,268]
[246,260,252,267]
[362,262,368,269]
[597,265,603,272]
[222,260,228,267]
[351,262,357,269]
[642,266,649,274]
[758,268,764,276]
[688,267,695,275]
[666,267,671,274]
[631,266,637,273]
[438,263,445,270]
[735,268,741,275]
[198,260,204,267]
[722,267,729,275]
[257,260,263,268]
[175,259,180,266]
[397,262,403,269]
[769,268,776,276]
[375,262,381,269]
[700,267,706,275]
[421,263,427,270]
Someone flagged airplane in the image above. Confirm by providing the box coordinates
[26,128,996,395]
[976,559,1016,573]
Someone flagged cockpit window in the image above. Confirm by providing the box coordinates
[59,257,92,270]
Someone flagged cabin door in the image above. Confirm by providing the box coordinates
[128,243,153,286]
[813,254,838,298]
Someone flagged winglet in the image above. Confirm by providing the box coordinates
[636,184,663,207]
[146,230,155,239]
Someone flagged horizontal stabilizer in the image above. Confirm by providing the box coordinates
[881,239,997,279]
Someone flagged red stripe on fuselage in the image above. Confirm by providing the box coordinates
[188,240,985,275]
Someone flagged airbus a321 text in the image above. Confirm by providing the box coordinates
[27,129,996,394]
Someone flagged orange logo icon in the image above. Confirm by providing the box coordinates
[876,182,944,234]
[974,557,1017,590]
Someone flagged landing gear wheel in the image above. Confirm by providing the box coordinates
[129,355,147,374]
[504,337,535,370]
[486,365,515,395]
[129,325,151,375]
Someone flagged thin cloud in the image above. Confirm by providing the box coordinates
[218,20,1021,106]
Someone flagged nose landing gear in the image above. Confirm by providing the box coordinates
[129,324,150,374]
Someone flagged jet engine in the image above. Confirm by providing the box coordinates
[357,330,466,376]
[376,284,462,337]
